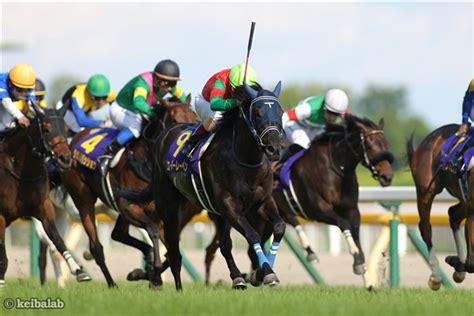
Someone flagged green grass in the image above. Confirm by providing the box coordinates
[1,280,473,316]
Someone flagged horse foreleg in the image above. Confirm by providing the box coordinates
[39,200,90,284]
[261,198,286,269]
[0,215,7,288]
[111,215,153,281]
[214,215,246,289]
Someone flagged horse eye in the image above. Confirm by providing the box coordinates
[42,122,52,133]
[256,107,264,117]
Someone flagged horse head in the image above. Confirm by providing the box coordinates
[345,115,394,186]
[232,81,284,161]
[31,101,72,171]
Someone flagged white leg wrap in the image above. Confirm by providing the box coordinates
[295,225,311,249]
[343,230,359,255]
[62,251,81,274]
[0,279,4,288]
[429,249,441,278]
[454,228,467,262]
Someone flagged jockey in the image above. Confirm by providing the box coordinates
[98,59,188,174]
[456,79,474,136]
[0,64,36,132]
[34,79,48,108]
[180,63,258,158]
[282,89,349,150]
[58,74,115,135]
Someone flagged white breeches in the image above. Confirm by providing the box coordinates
[109,103,143,138]
[283,121,324,149]
[194,94,224,132]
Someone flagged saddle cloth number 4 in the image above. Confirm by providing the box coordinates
[81,133,108,154]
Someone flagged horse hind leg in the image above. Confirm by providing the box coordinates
[464,200,474,273]
[204,216,220,286]
[0,215,7,288]
[445,203,467,282]
[416,187,442,290]
[285,214,318,263]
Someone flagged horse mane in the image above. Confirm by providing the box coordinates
[219,83,263,129]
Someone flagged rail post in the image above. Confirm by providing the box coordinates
[380,201,400,288]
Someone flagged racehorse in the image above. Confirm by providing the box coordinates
[203,115,394,288]
[61,96,197,288]
[152,82,286,291]
[407,124,474,290]
[0,103,89,287]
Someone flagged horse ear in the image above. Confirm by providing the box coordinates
[244,82,258,100]
[273,81,282,97]
[30,100,45,117]
[378,118,385,130]
[56,102,68,117]
[185,93,191,105]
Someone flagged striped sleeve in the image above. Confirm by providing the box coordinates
[133,85,154,116]
[209,80,236,111]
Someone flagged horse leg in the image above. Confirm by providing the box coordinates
[445,202,467,282]
[284,213,318,263]
[204,215,220,286]
[345,207,372,289]
[111,215,153,281]
[464,200,474,273]
[214,215,246,289]
[416,186,442,290]
[0,215,7,288]
[72,196,115,288]
[261,198,286,270]
[143,221,164,289]
[224,200,280,287]
[32,217,67,287]
[39,200,90,284]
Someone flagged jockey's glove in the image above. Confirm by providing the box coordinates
[456,122,471,136]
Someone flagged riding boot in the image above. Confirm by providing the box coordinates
[180,124,209,158]
[98,140,122,176]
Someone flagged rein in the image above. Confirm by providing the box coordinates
[231,124,264,168]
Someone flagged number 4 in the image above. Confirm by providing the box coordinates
[81,133,108,154]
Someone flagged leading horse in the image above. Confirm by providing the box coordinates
[203,115,394,289]
[407,124,474,290]
[153,82,286,290]
[61,96,197,288]
[0,103,89,287]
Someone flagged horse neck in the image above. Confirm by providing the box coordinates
[5,123,44,175]
[310,133,360,175]
[231,118,264,166]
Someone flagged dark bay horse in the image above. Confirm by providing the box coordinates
[61,96,197,288]
[152,82,286,290]
[407,124,474,290]
[203,115,394,288]
[0,103,90,287]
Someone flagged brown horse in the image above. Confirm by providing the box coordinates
[0,103,90,287]
[203,115,394,288]
[407,124,474,290]
[152,82,285,291]
[61,96,197,288]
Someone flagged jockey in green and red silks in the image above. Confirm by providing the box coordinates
[180,63,258,157]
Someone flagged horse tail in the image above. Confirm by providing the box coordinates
[406,133,415,167]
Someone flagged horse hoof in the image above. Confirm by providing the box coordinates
[76,271,92,282]
[249,271,262,287]
[83,251,94,261]
[127,269,148,281]
[232,277,247,290]
[445,256,465,272]
[353,264,367,275]
[306,253,319,263]
[263,273,280,287]
[149,282,163,291]
[453,271,466,283]
[428,277,441,291]
[366,285,375,292]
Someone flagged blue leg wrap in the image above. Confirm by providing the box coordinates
[252,243,270,268]
[266,241,280,268]
[117,128,135,146]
